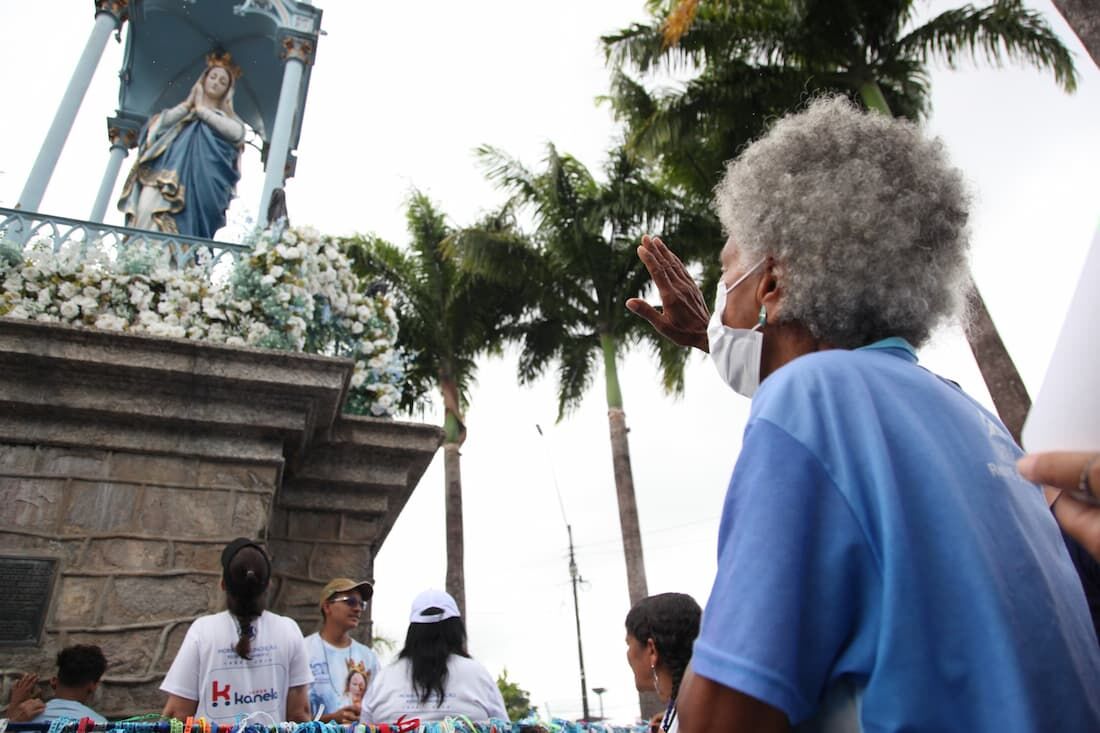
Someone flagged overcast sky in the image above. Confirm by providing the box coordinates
[2,0,1099,724]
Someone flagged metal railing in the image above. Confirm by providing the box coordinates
[0,207,251,269]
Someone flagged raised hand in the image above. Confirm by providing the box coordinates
[7,673,44,722]
[9,672,39,707]
[626,234,711,352]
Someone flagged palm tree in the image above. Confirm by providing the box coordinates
[344,192,529,615]
[603,0,1078,441]
[461,145,695,719]
[462,144,700,610]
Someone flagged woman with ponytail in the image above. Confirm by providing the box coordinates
[161,538,312,724]
[624,593,701,733]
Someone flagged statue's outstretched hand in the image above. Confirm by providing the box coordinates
[626,235,711,352]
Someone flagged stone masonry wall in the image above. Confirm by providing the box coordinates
[0,320,441,717]
[0,446,282,715]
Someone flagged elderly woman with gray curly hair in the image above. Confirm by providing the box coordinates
[629,97,1100,732]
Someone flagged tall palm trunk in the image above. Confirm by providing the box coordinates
[860,80,1030,441]
[964,277,1031,442]
[600,333,661,720]
[600,333,649,605]
[1051,1,1100,68]
[441,377,467,615]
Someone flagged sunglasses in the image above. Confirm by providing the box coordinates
[328,595,365,609]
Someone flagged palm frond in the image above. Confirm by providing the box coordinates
[895,0,1077,92]
[515,317,569,386]
[638,324,692,395]
[476,145,540,206]
[555,333,601,421]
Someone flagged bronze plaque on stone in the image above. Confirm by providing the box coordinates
[0,556,57,646]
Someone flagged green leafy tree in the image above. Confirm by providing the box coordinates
[344,192,529,614]
[496,668,537,721]
[603,0,1078,441]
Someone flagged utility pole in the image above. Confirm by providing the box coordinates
[568,524,591,722]
[537,424,592,723]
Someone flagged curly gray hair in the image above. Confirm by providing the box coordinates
[713,96,971,349]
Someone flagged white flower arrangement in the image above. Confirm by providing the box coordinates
[0,226,404,417]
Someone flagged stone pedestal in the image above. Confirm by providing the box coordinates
[0,319,441,716]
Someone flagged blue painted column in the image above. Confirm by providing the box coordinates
[89,133,129,223]
[259,35,313,220]
[17,1,129,213]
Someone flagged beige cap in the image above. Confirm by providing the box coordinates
[319,577,374,606]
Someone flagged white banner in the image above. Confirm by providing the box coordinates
[1022,221,1100,452]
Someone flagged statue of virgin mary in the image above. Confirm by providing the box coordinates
[119,51,246,239]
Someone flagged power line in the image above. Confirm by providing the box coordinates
[536,423,570,528]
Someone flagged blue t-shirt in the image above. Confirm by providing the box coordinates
[31,698,107,724]
[693,339,1100,731]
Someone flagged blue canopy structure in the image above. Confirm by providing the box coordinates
[118,0,322,168]
[14,0,323,229]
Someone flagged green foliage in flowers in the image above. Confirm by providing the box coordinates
[0,242,22,268]
[0,226,404,417]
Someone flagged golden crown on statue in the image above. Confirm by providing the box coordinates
[346,658,368,676]
[205,50,243,80]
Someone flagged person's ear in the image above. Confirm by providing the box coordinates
[645,637,659,667]
[757,260,780,318]
[50,677,59,691]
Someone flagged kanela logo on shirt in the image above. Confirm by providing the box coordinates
[210,680,280,707]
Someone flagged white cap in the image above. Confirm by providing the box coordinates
[409,589,461,623]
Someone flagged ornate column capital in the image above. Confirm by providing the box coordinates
[107,126,137,151]
[94,0,130,25]
[280,34,316,65]
[106,114,143,150]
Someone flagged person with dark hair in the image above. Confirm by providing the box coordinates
[624,593,701,733]
[13,645,109,723]
[160,538,312,723]
[359,589,506,724]
[305,578,381,723]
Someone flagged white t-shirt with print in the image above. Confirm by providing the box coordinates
[161,610,313,724]
[360,654,507,724]
[304,632,381,718]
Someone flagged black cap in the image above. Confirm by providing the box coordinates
[221,538,271,580]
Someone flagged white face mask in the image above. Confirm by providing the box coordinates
[707,257,767,397]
